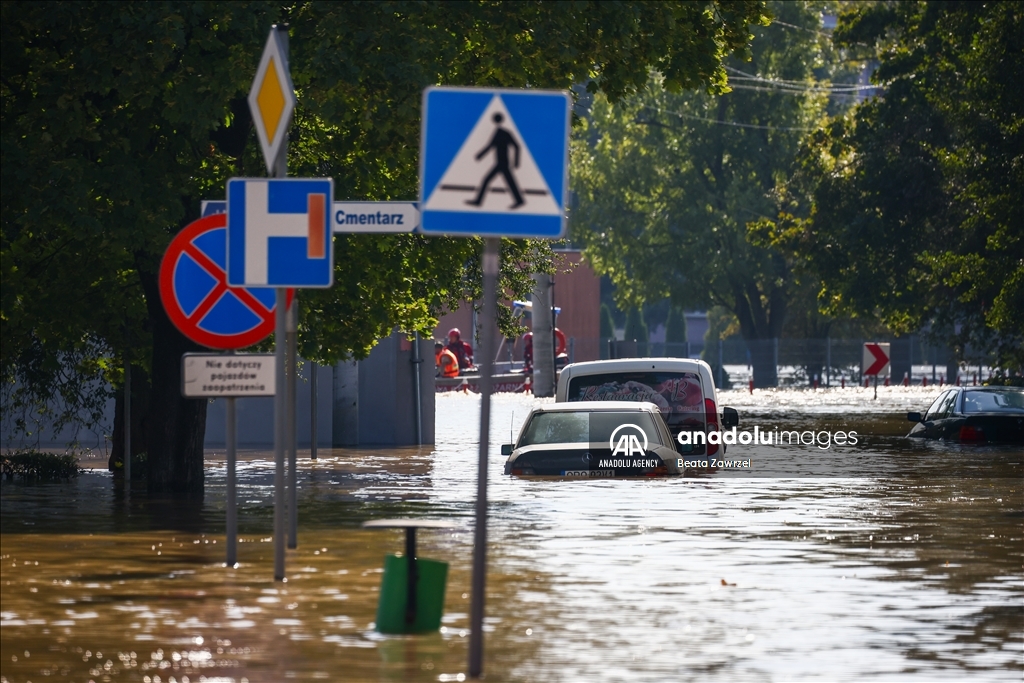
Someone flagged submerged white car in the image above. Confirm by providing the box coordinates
[501,401,682,477]
[556,358,738,457]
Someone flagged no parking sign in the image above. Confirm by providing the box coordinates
[159,213,293,349]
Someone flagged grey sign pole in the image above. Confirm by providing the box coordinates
[271,25,290,582]
[412,331,423,445]
[274,286,287,580]
[287,298,298,549]
[124,361,131,495]
[226,394,238,566]
[310,361,318,460]
[469,237,499,678]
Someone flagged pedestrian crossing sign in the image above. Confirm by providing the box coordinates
[419,87,570,238]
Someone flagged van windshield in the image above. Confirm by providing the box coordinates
[566,372,704,428]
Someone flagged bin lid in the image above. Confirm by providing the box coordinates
[362,519,457,529]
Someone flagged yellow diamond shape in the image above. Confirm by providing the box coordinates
[257,57,286,143]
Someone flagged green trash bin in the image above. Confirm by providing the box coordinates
[376,554,449,634]
[363,519,455,635]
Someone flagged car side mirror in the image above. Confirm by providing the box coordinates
[500,443,513,456]
[721,407,739,428]
[907,412,922,423]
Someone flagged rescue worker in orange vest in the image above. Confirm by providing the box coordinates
[435,339,459,378]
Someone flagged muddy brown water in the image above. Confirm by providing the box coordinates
[2,387,1021,682]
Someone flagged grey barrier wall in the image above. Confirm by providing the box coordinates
[332,332,435,447]
[3,334,434,452]
[204,360,333,448]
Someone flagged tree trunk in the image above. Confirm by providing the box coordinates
[138,263,208,499]
[747,337,778,388]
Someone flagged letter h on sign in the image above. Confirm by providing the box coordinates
[226,178,334,288]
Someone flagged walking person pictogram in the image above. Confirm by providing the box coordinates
[467,113,524,209]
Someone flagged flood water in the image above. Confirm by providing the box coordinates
[2,386,1021,682]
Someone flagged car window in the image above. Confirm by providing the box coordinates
[566,372,705,428]
[519,412,590,445]
[936,390,959,418]
[962,389,1024,413]
[518,411,663,447]
[588,412,664,446]
[924,391,950,420]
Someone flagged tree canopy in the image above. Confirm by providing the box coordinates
[757,1,1024,369]
[1,0,768,491]
[570,1,851,385]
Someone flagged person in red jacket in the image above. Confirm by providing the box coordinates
[446,328,475,370]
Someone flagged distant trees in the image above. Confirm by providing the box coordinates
[664,306,688,351]
[572,1,846,387]
[599,304,616,340]
[623,308,649,345]
[754,1,1024,371]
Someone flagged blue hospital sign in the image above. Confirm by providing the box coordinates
[226,178,334,287]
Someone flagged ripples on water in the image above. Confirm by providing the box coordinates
[1,387,1021,681]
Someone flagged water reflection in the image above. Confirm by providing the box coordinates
[1,387,1020,681]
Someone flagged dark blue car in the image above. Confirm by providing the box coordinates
[907,386,1024,443]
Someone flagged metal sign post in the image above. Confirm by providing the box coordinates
[274,287,287,580]
[419,86,570,679]
[226,393,238,566]
[179,352,275,567]
[124,361,131,496]
[264,24,293,582]
[287,297,298,549]
[469,238,499,677]
[310,361,318,460]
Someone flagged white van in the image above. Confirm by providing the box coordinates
[555,358,738,456]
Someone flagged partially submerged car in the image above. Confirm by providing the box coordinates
[502,401,682,477]
[907,386,1024,443]
[555,358,738,456]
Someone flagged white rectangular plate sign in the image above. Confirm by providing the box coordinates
[181,353,276,397]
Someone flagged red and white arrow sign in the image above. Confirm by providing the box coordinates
[862,342,891,376]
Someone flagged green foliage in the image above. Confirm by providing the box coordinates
[599,303,615,339]
[623,307,649,343]
[572,2,846,325]
[571,1,849,385]
[1,450,82,480]
[762,1,1024,368]
[1,1,768,444]
[664,306,688,344]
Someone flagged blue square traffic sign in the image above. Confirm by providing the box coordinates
[226,178,334,287]
[419,87,570,238]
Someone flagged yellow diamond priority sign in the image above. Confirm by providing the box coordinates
[248,28,295,174]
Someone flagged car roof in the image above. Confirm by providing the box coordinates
[562,358,707,373]
[963,386,1024,392]
[530,400,664,413]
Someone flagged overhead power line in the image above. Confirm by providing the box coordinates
[724,66,877,94]
[641,106,817,132]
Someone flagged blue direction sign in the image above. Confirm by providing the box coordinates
[419,87,570,238]
[226,178,334,288]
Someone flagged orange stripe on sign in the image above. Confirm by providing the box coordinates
[307,193,326,259]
